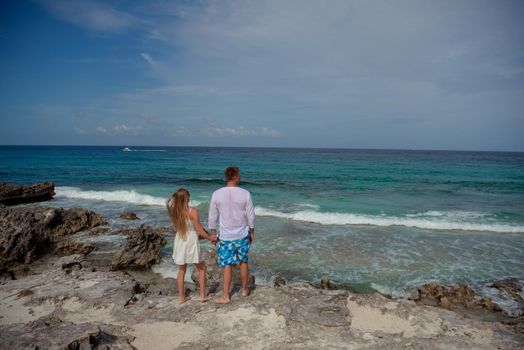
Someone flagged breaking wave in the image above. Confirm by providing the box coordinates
[255,207,524,233]
[56,187,201,207]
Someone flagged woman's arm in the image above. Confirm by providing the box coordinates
[190,208,214,241]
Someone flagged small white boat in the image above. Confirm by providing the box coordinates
[122,147,132,152]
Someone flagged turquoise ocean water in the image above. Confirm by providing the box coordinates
[1,146,523,310]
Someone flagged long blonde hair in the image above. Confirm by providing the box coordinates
[167,188,190,240]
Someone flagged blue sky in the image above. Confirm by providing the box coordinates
[1,0,523,151]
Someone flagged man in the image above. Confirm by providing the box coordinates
[208,166,255,304]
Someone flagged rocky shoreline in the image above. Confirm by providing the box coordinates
[1,184,523,349]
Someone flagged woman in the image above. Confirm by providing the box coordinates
[167,188,215,303]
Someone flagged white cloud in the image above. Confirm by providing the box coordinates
[111,124,143,135]
[95,127,108,135]
[140,53,158,70]
[173,126,190,136]
[201,126,281,137]
[93,124,143,136]
[73,126,87,135]
[39,0,141,33]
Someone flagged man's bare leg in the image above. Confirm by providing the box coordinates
[240,262,250,296]
[214,265,232,304]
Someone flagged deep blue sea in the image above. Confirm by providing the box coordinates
[1,146,524,310]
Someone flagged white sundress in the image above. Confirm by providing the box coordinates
[172,217,202,265]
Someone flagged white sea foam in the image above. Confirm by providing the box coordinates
[255,207,524,233]
[56,187,201,207]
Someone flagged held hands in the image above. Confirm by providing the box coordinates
[210,234,218,245]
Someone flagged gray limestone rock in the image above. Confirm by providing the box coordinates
[0,206,107,266]
[111,225,167,270]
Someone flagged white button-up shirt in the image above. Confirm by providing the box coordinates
[208,186,255,241]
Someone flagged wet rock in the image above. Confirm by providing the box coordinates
[191,248,255,293]
[274,276,286,287]
[0,182,55,205]
[0,206,107,266]
[52,240,95,256]
[418,283,501,312]
[490,278,524,304]
[111,225,167,270]
[321,277,338,290]
[120,212,140,220]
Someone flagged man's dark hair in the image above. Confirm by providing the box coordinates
[224,166,240,182]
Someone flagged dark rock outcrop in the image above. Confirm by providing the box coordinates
[120,212,140,220]
[490,278,524,304]
[0,182,55,205]
[417,283,501,312]
[111,225,167,270]
[274,275,286,287]
[52,240,96,256]
[0,206,107,266]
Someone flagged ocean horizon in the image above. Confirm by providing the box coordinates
[1,145,523,314]
[2,144,523,153]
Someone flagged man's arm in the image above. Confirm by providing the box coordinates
[246,193,255,243]
[208,193,218,241]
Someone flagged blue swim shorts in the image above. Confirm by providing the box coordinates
[217,236,250,267]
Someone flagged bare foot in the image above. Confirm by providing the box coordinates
[198,295,212,302]
[242,288,250,297]
[213,295,230,304]
[179,296,191,304]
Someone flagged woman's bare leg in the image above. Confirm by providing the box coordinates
[196,261,211,302]
[177,264,190,304]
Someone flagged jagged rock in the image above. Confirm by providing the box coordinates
[65,328,122,349]
[490,278,524,304]
[53,240,95,256]
[1,317,135,350]
[120,212,140,220]
[153,226,175,235]
[0,182,55,205]
[111,225,167,270]
[0,206,107,266]
[321,277,332,290]
[418,283,501,312]
[274,276,286,287]
[191,248,255,293]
